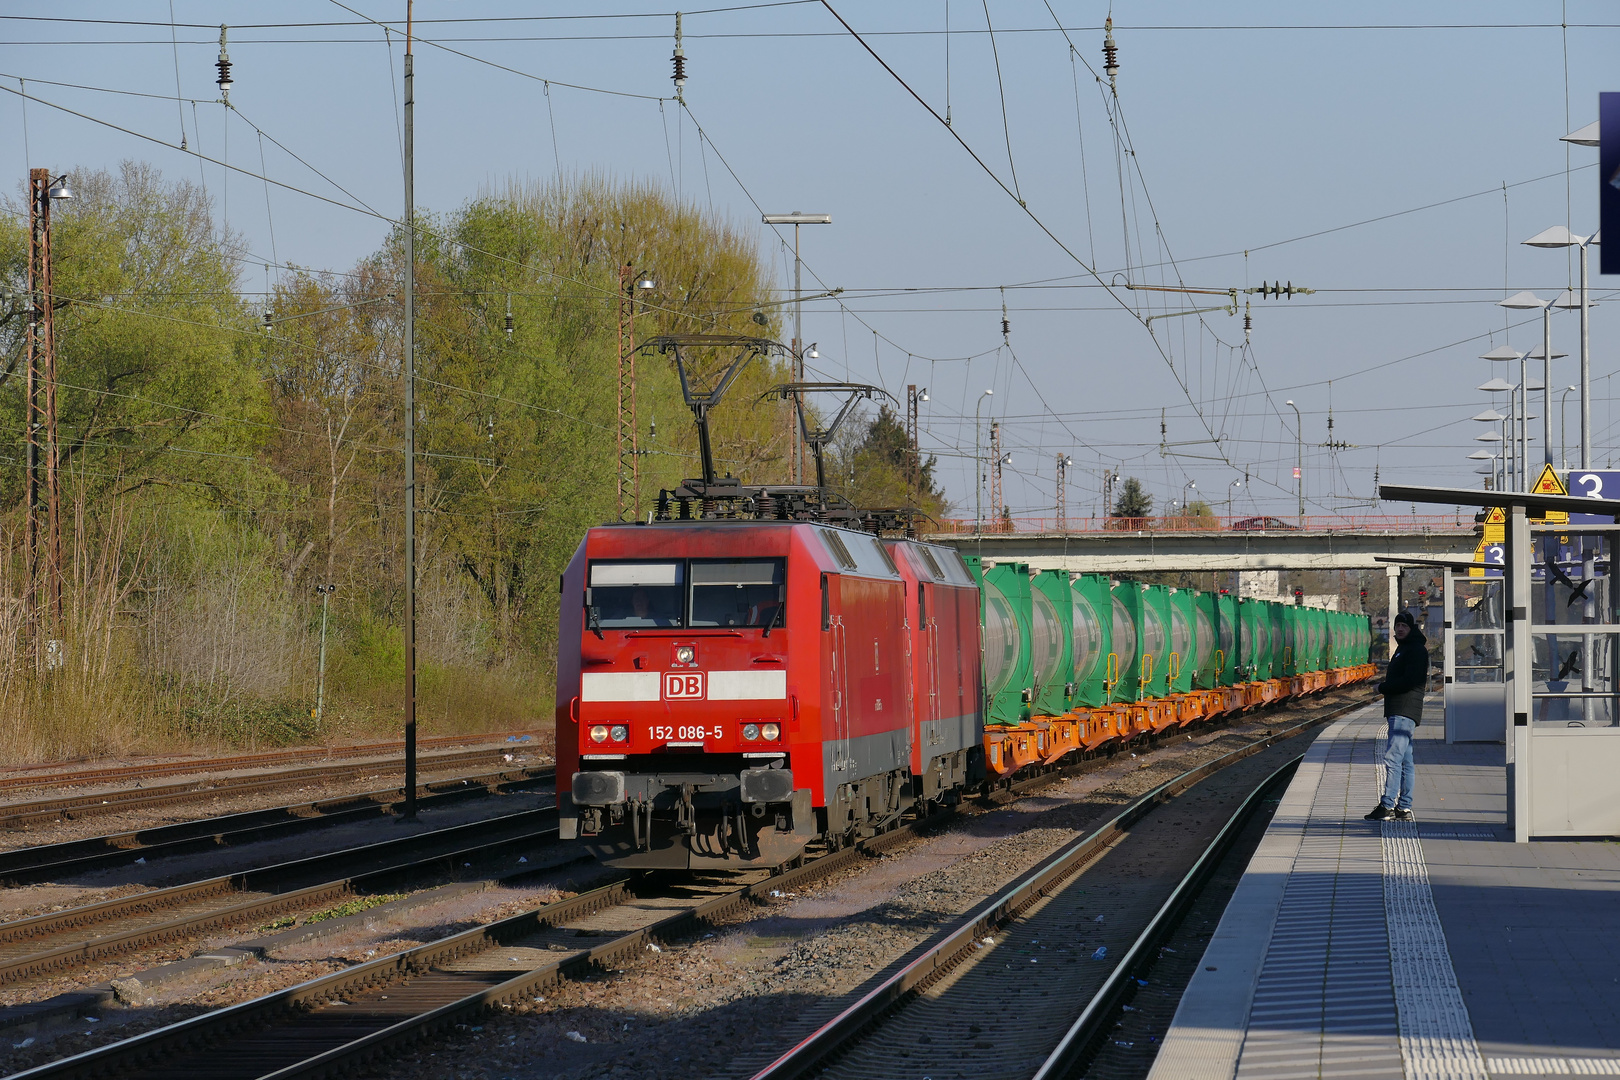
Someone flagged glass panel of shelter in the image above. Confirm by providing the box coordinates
[1453,577,1504,685]
[1528,524,1620,727]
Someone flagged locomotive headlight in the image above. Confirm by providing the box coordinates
[676,645,695,664]
[742,723,761,741]
[589,725,609,743]
[761,722,781,742]
[609,724,629,743]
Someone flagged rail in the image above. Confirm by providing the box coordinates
[746,700,1361,1080]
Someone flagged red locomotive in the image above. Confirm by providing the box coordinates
[555,520,983,868]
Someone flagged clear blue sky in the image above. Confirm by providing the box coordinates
[5,1,1616,522]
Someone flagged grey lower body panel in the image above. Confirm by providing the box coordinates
[919,710,979,758]
[822,724,912,795]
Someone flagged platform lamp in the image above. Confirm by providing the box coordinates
[1524,143,1600,467]
[1498,291,1568,470]
[1472,408,1506,490]
[1480,348,1526,489]
[1468,450,1498,489]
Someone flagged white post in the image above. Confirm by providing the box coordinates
[1580,242,1591,468]
[1542,307,1553,466]
[1507,502,1531,841]
[1386,564,1401,659]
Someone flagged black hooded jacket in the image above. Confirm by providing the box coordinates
[1378,624,1429,722]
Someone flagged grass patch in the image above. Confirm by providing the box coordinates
[306,893,408,923]
[254,892,408,935]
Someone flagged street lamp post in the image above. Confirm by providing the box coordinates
[1285,400,1303,524]
[1499,292,1567,471]
[974,389,993,533]
[1478,377,1514,489]
[1524,225,1600,468]
[1472,409,1505,490]
[762,212,832,483]
[1222,478,1242,521]
[1482,346,1530,488]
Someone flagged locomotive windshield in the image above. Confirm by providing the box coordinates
[587,558,785,629]
[690,560,785,628]
[590,561,685,627]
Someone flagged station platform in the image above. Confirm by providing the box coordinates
[1150,702,1620,1080]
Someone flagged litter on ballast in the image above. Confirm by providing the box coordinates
[566,1031,588,1043]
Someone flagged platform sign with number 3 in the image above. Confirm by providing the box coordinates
[1566,470,1620,522]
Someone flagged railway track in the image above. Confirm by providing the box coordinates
[0,729,545,797]
[747,737,1308,1079]
[0,805,560,988]
[0,764,554,885]
[8,696,1363,1080]
[0,747,545,830]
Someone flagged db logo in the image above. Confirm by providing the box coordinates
[663,672,706,700]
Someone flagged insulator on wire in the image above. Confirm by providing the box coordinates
[504,294,514,340]
[1000,290,1010,342]
[671,13,687,100]
[1243,301,1252,342]
[1102,17,1119,90]
[216,25,233,102]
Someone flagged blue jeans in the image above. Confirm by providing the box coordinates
[1381,715,1416,811]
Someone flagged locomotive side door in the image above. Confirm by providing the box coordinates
[920,582,941,747]
[822,572,853,785]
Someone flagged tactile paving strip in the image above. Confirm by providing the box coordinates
[1234,717,1403,1080]
[1488,1057,1620,1075]
[1383,821,1489,1079]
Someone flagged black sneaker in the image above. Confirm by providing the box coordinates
[1394,808,1415,822]
[1364,805,1394,821]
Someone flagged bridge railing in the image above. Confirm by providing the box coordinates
[930,514,1476,535]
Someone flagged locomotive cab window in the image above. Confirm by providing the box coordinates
[690,559,785,628]
[589,562,685,628]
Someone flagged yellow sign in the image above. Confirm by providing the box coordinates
[1480,506,1505,544]
[1484,507,1506,524]
[1525,465,1570,523]
[1531,464,1568,496]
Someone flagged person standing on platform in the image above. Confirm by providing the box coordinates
[1367,610,1429,822]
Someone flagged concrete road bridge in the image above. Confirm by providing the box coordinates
[923,514,1478,572]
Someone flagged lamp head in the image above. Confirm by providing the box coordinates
[46,175,74,201]
[1523,225,1586,248]
[637,273,655,291]
[1499,290,1548,310]
[807,344,818,359]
